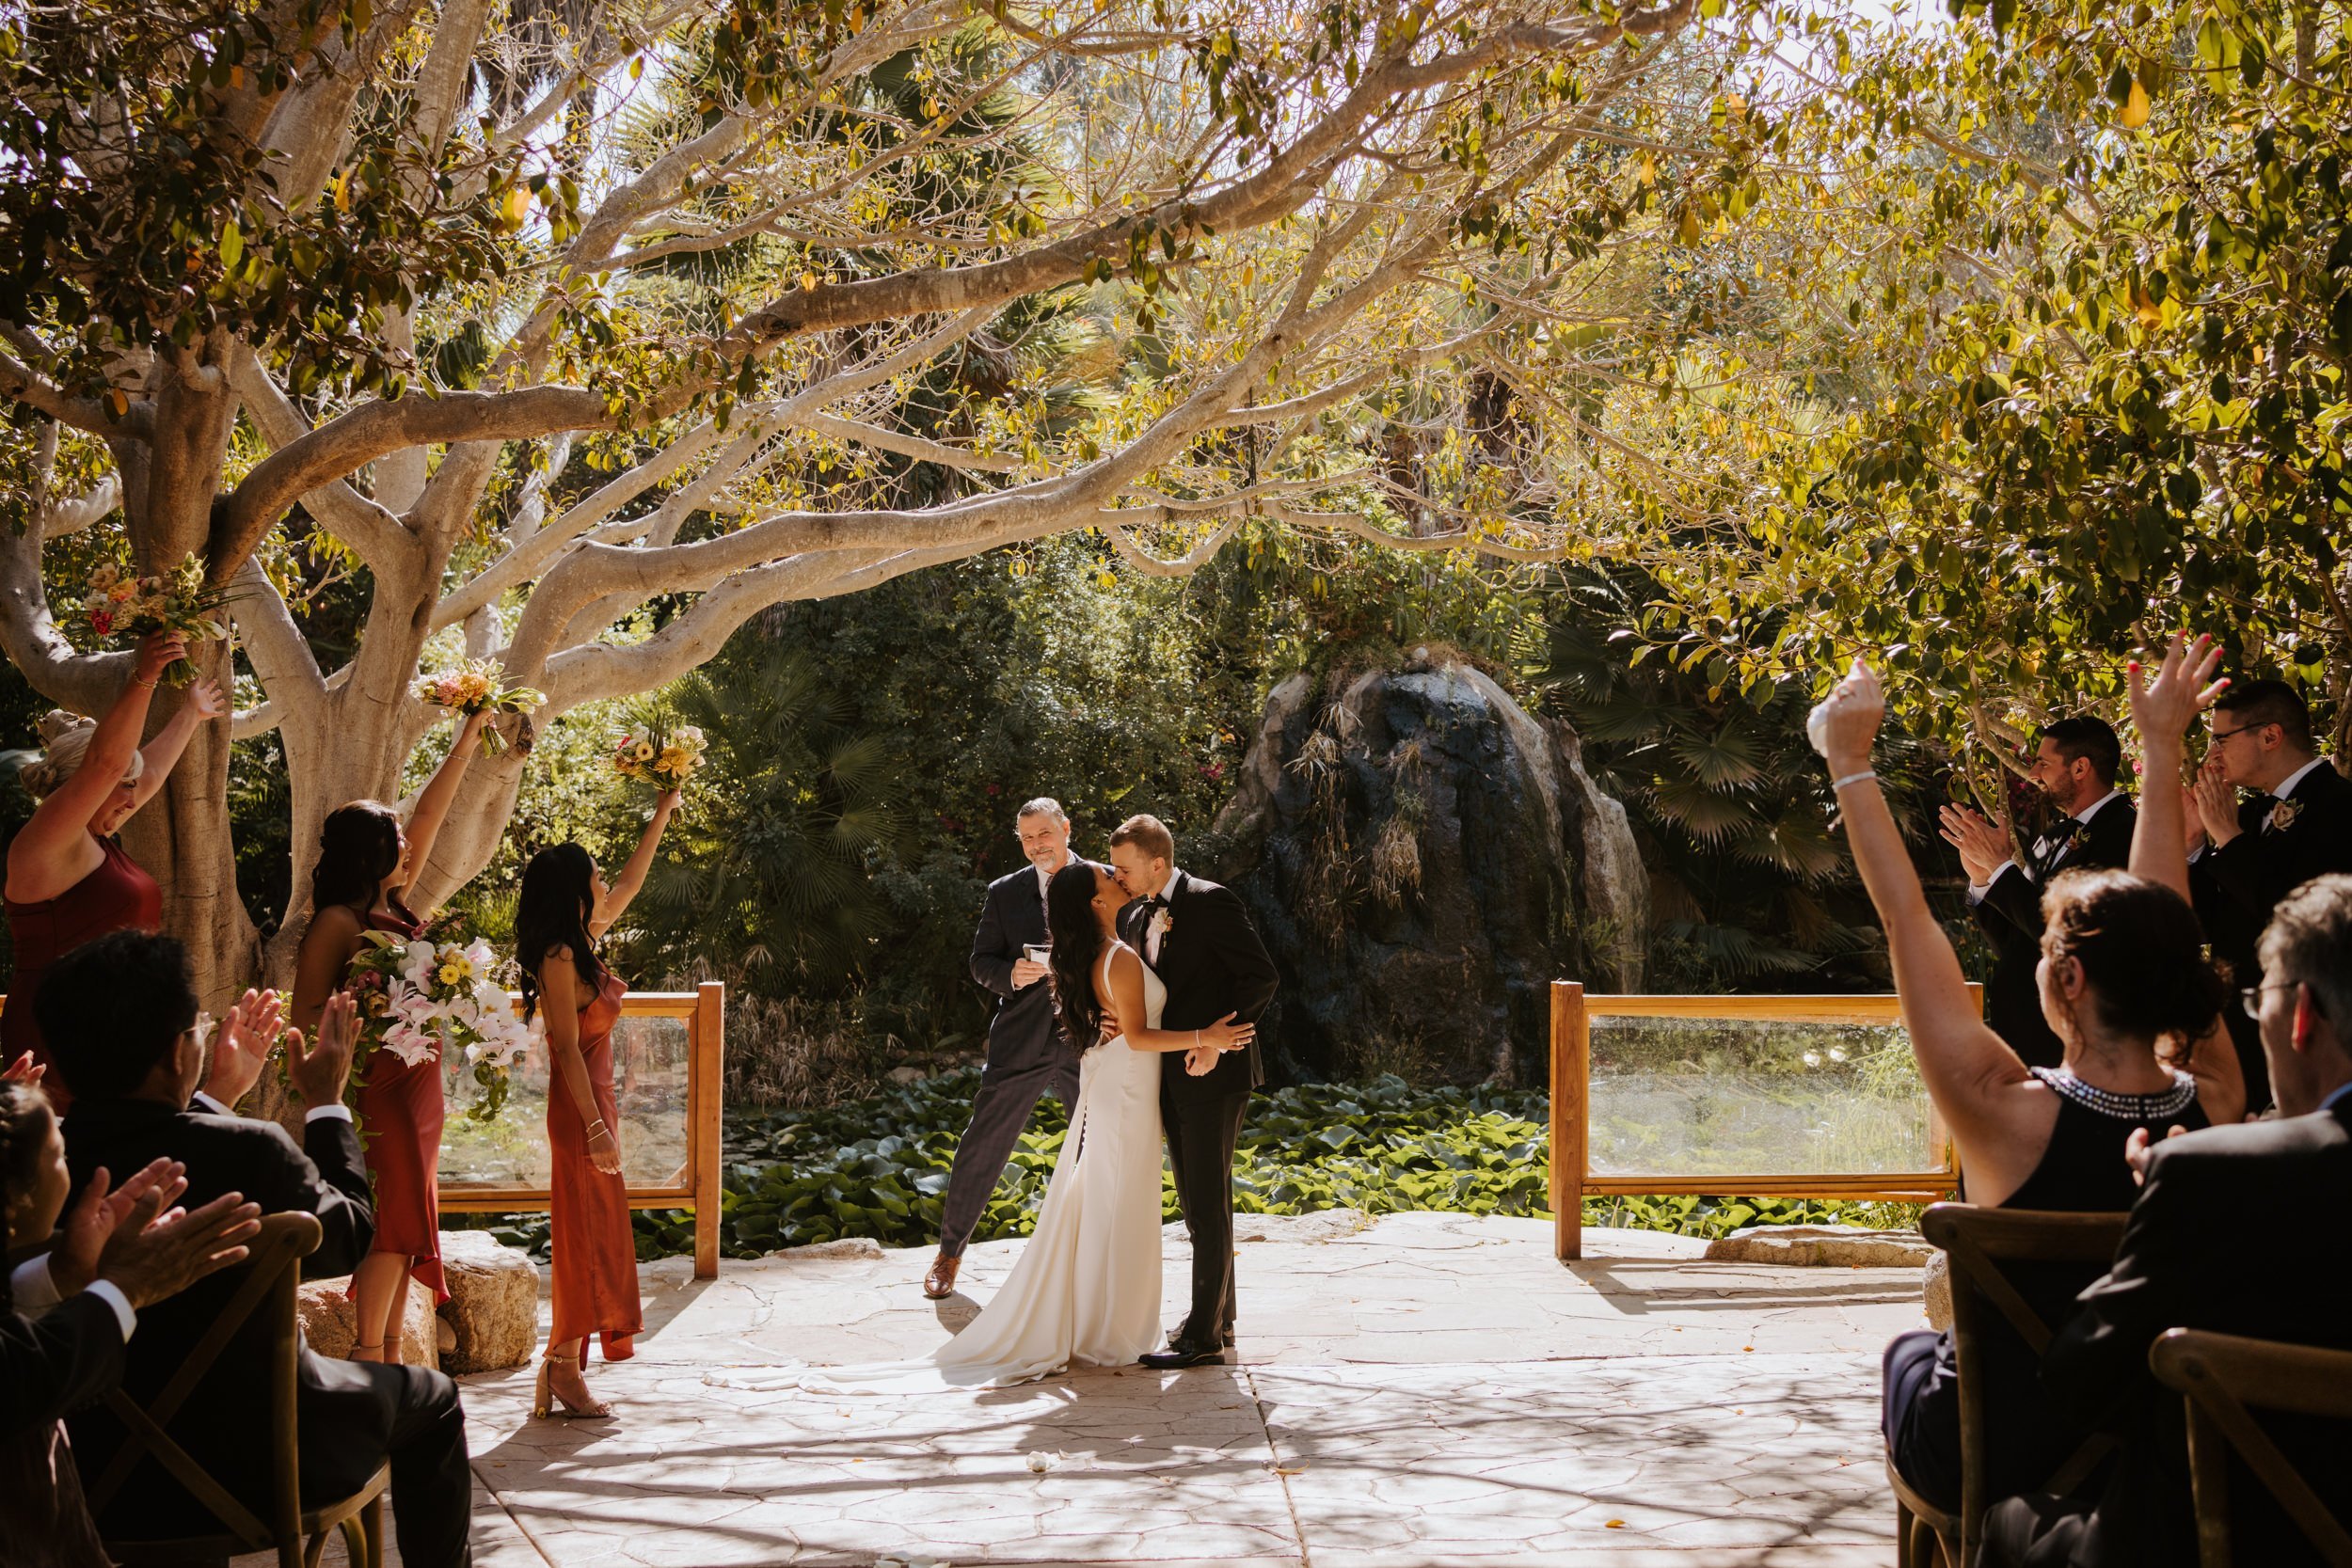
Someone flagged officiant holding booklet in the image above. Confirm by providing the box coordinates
[924,798,1084,1300]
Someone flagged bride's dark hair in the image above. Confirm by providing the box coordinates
[1045,861,1109,1051]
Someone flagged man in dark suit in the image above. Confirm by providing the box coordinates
[1109,813,1279,1370]
[40,931,473,1568]
[926,797,1085,1301]
[1983,874,2352,1567]
[1943,717,2137,1066]
[2189,679,2352,1110]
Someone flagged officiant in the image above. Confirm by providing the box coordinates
[924,798,1085,1301]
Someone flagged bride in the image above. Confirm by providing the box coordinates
[805,859,1254,1390]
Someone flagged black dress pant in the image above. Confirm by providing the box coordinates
[300,1359,473,1568]
[1162,1081,1250,1343]
[938,1053,1081,1258]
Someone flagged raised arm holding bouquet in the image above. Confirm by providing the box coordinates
[3,631,226,1109]
[289,707,497,1366]
[414,657,543,757]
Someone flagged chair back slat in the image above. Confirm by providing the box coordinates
[84,1212,324,1531]
[1920,1202,2130,1568]
[2153,1329,2352,1568]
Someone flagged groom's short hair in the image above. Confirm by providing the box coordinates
[1110,814,1175,863]
[1017,797,1068,824]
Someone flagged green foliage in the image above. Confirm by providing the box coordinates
[1638,0,2352,764]
[630,538,1262,1042]
[464,1070,1930,1261]
[1537,566,1933,990]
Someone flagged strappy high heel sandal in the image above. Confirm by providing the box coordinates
[532,1351,612,1419]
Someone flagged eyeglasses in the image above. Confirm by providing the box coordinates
[2208,723,2273,744]
[2242,982,2317,1020]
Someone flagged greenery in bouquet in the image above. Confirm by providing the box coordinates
[610,716,707,795]
[73,555,230,686]
[413,657,543,757]
[347,927,532,1123]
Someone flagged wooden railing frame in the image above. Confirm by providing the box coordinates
[1549,982,1966,1260]
[439,981,727,1278]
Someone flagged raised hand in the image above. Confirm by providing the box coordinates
[49,1158,189,1293]
[183,673,228,721]
[1937,804,2009,884]
[2194,752,2243,847]
[94,1189,264,1310]
[201,987,283,1111]
[2126,632,2226,747]
[286,991,360,1111]
[1809,657,1885,772]
[133,629,189,688]
[1,1051,43,1085]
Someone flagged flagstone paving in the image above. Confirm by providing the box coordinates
[274,1212,1926,1567]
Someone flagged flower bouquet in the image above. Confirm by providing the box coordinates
[75,555,230,686]
[347,928,534,1123]
[413,657,543,757]
[610,721,707,793]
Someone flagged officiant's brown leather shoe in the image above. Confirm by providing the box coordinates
[924,1252,960,1299]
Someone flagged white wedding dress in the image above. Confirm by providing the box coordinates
[801,948,1167,1390]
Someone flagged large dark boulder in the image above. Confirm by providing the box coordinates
[1207,650,1646,1086]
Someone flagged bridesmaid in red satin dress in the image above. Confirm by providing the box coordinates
[290,708,491,1363]
[5,632,225,1111]
[516,790,680,1418]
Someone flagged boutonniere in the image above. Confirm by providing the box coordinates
[2270,799,2303,832]
[1149,907,1175,941]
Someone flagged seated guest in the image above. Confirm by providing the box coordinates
[1982,639,2352,1566]
[3,1080,262,1568]
[1944,716,2137,1067]
[2187,677,2352,1111]
[1984,870,2352,1566]
[1809,657,2239,1515]
[40,931,474,1568]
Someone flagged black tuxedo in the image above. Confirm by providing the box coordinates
[939,864,1083,1258]
[1985,1100,2352,1567]
[1120,870,1279,1344]
[2191,760,2352,1110]
[1971,796,2137,1068]
[60,1099,472,1567]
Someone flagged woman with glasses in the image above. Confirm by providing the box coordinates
[1811,642,2242,1520]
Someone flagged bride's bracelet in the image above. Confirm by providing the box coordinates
[586,1118,611,1138]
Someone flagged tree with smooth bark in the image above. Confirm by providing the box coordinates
[0,0,1767,1001]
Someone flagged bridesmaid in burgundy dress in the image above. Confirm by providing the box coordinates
[5,632,225,1111]
[515,791,680,1418]
[289,709,490,1363]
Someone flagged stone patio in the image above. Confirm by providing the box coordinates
[282,1212,1928,1566]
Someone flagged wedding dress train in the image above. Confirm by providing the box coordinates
[801,949,1167,1390]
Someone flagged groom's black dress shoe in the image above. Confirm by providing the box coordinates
[1139,1340,1228,1370]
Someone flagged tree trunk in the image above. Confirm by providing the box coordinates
[118,641,261,1011]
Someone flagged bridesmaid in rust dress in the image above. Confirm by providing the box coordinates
[5,632,225,1112]
[289,708,491,1363]
[516,790,680,1418]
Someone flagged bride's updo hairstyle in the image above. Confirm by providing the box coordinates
[17,710,139,800]
[2039,867,2227,1051]
[1044,861,1109,1052]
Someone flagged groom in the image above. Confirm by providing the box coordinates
[1109,814,1279,1369]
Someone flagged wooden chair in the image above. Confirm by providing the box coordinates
[2151,1328,2352,1568]
[1888,1203,2129,1568]
[84,1211,390,1568]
